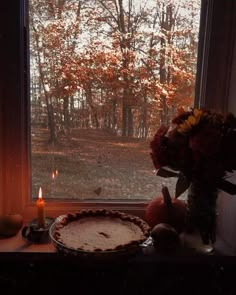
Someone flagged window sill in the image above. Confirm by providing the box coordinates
[0,227,55,253]
[0,225,236,262]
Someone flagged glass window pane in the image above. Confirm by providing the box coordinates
[30,0,201,201]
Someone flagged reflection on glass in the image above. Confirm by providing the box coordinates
[30,0,201,200]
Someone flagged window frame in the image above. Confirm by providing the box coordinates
[0,0,235,221]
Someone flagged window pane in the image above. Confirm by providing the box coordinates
[30,0,201,201]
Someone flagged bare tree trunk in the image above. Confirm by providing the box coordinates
[109,0,133,136]
[85,85,99,128]
[112,99,117,130]
[127,107,133,136]
[63,96,71,136]
[47,103,57,144]
[32,25,57,144]
[142,89,148,138]
[160,3,173,125]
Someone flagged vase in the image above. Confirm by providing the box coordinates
[185,180,218,252]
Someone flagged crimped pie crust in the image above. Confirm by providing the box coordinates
[53,209,150,252]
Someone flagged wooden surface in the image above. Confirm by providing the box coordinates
[0,224,231,256]
[0,224,235,264]
[0,225,55,253]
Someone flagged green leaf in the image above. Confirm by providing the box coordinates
[175,173,190,198]
[156,167,179,178]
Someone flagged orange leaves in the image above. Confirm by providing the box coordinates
[30,0,201,135]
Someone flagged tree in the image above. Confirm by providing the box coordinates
[30,0,82,143]
[30,0,201,140]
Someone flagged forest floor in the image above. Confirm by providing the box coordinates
[31,127,178,201]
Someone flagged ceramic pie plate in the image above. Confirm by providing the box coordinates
[49,209,150,260]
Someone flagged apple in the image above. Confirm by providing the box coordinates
[0,214,24,236]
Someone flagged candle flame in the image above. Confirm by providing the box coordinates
[52,172,55,179]
[39,187,43,200]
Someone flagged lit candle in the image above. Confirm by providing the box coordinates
[37,187,45,228]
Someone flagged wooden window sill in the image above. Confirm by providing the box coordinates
[1,225,236,265]
[0,229,56,253]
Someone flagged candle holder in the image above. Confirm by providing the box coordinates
[21,217,54,244]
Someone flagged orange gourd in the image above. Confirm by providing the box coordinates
[145,186,187,233]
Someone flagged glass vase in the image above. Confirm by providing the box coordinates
[185,179,218,253]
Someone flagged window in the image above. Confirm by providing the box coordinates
[29,0,201,202]
[0,0,235,221]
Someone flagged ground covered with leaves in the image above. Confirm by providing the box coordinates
[31,128,177,200]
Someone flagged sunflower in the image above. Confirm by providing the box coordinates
[177,108,203,133]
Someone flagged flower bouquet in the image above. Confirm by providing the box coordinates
[150,108,236,244]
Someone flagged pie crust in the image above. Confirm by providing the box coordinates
[51,209,150,253]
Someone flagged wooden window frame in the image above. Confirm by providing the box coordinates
[0,0,235,221]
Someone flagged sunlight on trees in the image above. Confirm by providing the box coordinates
[30,0,201,200]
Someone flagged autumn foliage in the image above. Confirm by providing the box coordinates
[30,0,201,143]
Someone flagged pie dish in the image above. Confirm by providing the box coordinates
[49,209,150,258]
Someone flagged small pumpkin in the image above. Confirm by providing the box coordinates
[145,185,186,233]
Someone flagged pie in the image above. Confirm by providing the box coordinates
[52,209,150,253]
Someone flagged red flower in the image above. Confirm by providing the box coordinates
[167,129,192,173]
[189,126,221,156]
[150,108,236,196]
[150,125,169,169]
